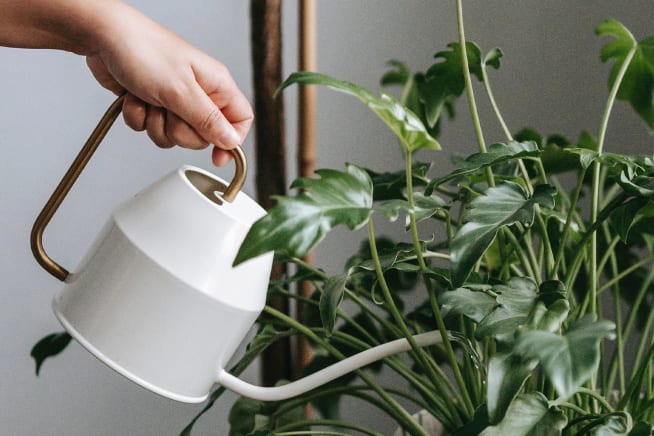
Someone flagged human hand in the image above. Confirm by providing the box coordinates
[85,3,253,166]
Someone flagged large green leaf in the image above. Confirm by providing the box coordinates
[591,412,633,436]
[450,182,556,287]
[278,72,440,152]
[426,141,541,192]
[234,164,373,265]
[486,295,568,423]
[514,316,616,399]
[366,162,431,201]
[441,284,497,323]
[597,19,654,130]
[486,353,537,424]
[420,42,484,127]
[30,331,71,376]
[609,197,649,243]
[476,277,539,341]
[480,392,567,436]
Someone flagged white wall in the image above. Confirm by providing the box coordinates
[1,1,652,435]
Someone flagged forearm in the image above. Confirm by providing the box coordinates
[0,0,129,55]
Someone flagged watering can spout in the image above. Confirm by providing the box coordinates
[216,331,442,402]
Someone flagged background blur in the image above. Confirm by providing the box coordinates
[1,1,652,434]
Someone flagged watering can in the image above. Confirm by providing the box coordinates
[31,96,441,403]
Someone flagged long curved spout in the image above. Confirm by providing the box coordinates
[216,330,442,401]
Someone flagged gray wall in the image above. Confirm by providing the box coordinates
[1,1,652,435]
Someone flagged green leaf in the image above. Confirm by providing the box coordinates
[366,162,431,201]
[234,164,373,265]
[278,72,440,152]
[381,59,410,86]
[629,421,653,436]
[483,48,503,70]
[30,331,71,376]
[320,272,350,336]
[411,192,447,225]
[514,316,616,398]
[476,277,539,341]
[441,285,497,323]
[420,42,483,127]
[480,392,567,436]
[426,141,540,192]
[609,197,649,242]
[597,19,654,130]
[486,353,537,424]
[620,171,654,197]
[523,299,570,333]
[450,182,556,287]
[228,397,266,436]
[592,412,633,436]
[374,199,411,221]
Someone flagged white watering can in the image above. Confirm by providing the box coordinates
[31,96,441,404]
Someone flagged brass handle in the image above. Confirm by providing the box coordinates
[31,95,247,281]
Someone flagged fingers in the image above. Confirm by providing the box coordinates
[212,146,233,167]
[139,101,210,150]
[122,93,146,131]
[164,60,254,150]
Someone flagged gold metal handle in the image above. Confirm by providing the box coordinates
[31,95,247,281]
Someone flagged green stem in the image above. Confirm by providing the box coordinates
[367,219,463,422]
[481,63,512,141]
[557,402,590,416]
[552,167,587,278]
[263,305,428,436]
[597,256,654,295]
[456,0,494,187]
[575,387,615,412]
[588,43,637,316]
[404,150,475,417]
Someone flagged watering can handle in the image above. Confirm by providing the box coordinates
[30,94,247,281]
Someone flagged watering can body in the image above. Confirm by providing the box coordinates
[31,96,273,403]
[53,166,272,402]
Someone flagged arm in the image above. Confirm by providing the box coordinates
[0,0,252,166]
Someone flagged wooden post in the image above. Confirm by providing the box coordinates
[250,0,291,387]
[294,0,317,379]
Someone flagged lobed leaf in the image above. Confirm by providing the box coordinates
[480,392,567,436]
[278,71,440,152]
[597,19,654,130]
[514,316,616,399]
[450,182,556,287]
[426,141,540,192]
[486,353,537,424]
[234,164,373,265]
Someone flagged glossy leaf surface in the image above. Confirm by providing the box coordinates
[278,72,440,152]
[515,316,616,398]
[450,182,555,286]
[234,164,373,265]
[597,19,654,130]
[480,392,566,436]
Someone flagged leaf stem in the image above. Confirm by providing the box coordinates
[589,43,637,315]
[455,0,494,187]
[263,305,428,436]
[404,150,475,417]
